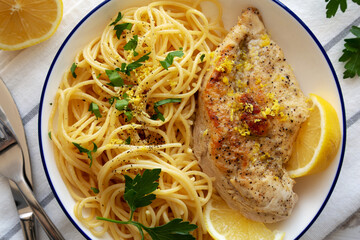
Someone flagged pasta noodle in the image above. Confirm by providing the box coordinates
[49,0,226,239]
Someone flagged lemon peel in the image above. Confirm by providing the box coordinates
[286,94,341,178]
[204,196,285,240]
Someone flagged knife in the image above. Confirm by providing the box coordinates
[0,77,36,240]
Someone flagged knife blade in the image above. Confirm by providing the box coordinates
[0,77,36,240]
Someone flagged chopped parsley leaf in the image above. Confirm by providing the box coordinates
[125,136,131,145]
[70,63,77,78]
[123,92,130,100]
[120,52,151,76]
[114,23,133,39]
[151,109,165,122]
[115,99,129,111]
[105,69,124,87]
[110,12,123,26]
[114,93,133,121]
[200,54,205,62]
[154,98,182,108]
[124,111,133,122]
[160,50,184,70]
[109,96,119,105]
[88,102,102,119]
[151,98,181,121]
[124,35,139,56]
[91,187,99,194]
[72,142,98,167]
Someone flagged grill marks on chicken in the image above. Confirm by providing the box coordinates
[193,8,310,223]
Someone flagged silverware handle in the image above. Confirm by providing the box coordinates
[19,213,36,240]
[16,180,65,240]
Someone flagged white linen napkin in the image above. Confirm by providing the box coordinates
[0,0,103,239]
[0,0,359,239]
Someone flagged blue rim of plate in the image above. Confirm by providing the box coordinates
[38,0,347,239]
[273,1,346,239]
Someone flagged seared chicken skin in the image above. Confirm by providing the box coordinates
[193,8,310,223]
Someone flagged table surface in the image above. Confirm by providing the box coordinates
[0,0,360,239]
[327,208,360,240]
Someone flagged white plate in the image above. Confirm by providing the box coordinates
[39,0,346,239]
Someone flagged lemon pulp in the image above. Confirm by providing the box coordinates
[0,0,63,50]
[204,196,285,240]
[286,93,341,178]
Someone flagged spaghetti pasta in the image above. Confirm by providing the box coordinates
[49,0,226,239]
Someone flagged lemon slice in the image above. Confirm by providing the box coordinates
[204,196,285,240]
[286,94,341,178]
[0,0,63,51]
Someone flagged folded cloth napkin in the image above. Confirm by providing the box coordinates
[0,0,359,239]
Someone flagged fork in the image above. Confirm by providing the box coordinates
[0,117,64,240]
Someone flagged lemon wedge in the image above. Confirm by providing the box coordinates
[286,93,341,178]
[0,0,63,51]
[204,196,285,240]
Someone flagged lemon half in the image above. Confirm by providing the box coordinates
[286,94,341,178]
[204,196,285,240]
[0,0,63,51]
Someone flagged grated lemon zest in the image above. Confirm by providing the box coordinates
[244,103,254,113]
[203,129,209,136]
[110,139,124,145]
[260,34,271,47]
[234,124,250,136]
[222,76,229,85]
[243,61,253,71]
[216,56,234,73]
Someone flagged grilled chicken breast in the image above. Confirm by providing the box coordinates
[193,8,310,223]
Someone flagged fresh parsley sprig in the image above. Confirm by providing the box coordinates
[324,1,360,78]
[73,142,98,167]
[325,0,347,18]
[97,169,197,240]
[339,26,360,78]
[325,0,360,18]
[151,98,182,121]
[142,218,198,240]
